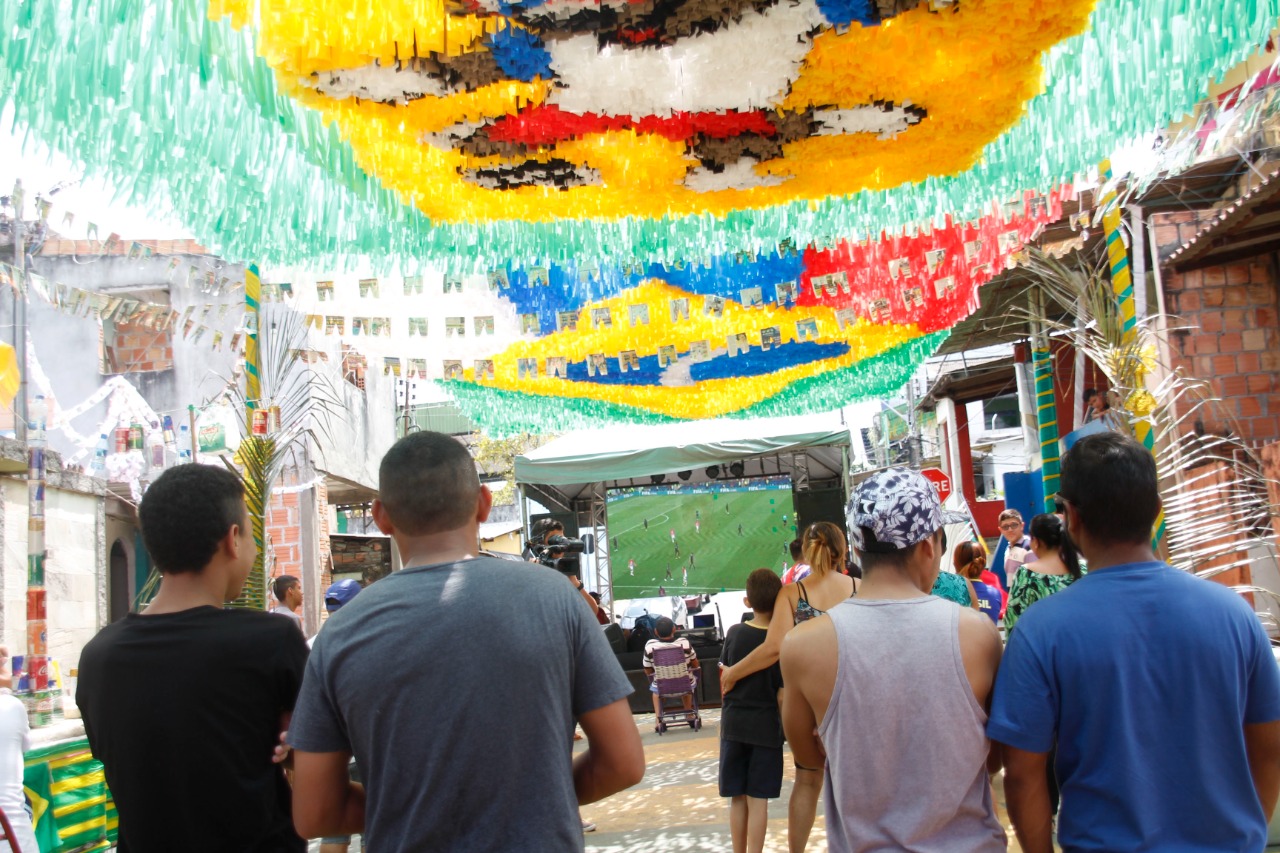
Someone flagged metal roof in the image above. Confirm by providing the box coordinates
[937,154,1251,356]
[1167,165,1280,271]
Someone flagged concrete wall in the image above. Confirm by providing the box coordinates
[306,338,398,490]
[0,453,104,677]
[8,251,246,461]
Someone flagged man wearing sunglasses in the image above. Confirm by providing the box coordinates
[991,510,1033,592]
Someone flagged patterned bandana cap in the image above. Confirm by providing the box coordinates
[847,468,968,552]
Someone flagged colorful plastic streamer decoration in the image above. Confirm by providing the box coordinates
[439,189,1065,434]
[0,0,1275,271]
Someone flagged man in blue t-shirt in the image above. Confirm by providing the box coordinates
[988,432,1280,852]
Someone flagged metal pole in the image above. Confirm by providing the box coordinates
[1128,205,1147,324]
[905,370,921,468]
[13,181,26,442]
[518,483,529,551]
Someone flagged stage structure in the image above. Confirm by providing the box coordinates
[514,413,852,607]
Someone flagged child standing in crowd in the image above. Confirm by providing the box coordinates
[719,569,785,853]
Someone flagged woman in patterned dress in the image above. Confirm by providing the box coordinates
[1003,512,1084,635]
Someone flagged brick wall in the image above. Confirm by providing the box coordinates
[102,318,174,374]
[330,536,392,585]
[264,480,332,604]
[1154,210,1280,445]
[265,490,303,596]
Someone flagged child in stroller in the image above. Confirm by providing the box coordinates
[642,617,703,733]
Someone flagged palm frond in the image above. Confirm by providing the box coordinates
[1013,246,1280,589]
[222,305,343,609]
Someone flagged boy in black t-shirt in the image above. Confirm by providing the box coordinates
[718,568,785,853]
[77,465,308,853]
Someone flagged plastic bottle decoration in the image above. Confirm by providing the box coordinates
[92,434,109,475]
[147,422,165,470]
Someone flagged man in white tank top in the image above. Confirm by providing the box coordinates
[780,469,1006,852]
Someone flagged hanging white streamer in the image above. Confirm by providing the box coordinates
[272,475,326,496]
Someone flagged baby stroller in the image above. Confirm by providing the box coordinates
[651,645,702,734]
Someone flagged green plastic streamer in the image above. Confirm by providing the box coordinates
[0,0,1274,272]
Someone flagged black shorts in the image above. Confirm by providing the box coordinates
[719,738,783,799]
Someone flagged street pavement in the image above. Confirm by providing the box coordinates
[578,708,1029,852]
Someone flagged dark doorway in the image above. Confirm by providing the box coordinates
[109,540,131,622]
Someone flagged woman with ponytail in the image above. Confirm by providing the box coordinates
[718,520,855,853]
[954,541,1005,623]
[1003,512,1083,635]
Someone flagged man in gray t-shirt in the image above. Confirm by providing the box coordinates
[288,432,644,851]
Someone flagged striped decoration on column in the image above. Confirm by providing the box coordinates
[1098,159,1165,546]
[1032,333,1061,511]
[244,263,262,410]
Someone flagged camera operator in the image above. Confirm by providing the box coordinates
[524,520,589,570]
[522,518,562,562]
[524,520,599,617]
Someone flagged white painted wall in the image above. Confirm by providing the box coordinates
[2,479,102,675]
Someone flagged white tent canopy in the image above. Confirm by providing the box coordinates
[514,412,852,504]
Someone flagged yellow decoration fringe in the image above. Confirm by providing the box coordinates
[228,0,1097,224]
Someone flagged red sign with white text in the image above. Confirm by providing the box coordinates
[920,468,952,503]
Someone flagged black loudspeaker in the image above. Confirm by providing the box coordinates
[603,622,626,654]
[793,487,848,539]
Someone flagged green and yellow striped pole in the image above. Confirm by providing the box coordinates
[1031,287,1060,512]
[244,263,262,411]
[1098,159,1166,546]
[240,263,268,609]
